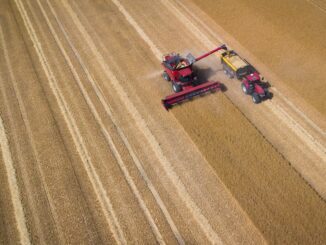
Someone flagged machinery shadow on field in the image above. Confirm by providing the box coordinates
[195,66,228,92]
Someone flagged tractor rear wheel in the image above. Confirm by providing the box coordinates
[162,71,171,81]
[172,83,182,93]
[252,93,261,104]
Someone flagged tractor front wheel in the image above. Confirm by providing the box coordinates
[241,83,249,94]
[172,83,182,93]
[252,93,261,104]
[162,71,171,81]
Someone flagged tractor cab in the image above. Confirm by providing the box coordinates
[245,71,261,83]
[237,64,257,80]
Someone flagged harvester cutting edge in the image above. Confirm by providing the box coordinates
[161,45,226,110]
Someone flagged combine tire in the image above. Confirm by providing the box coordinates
[162,71,171,81]
[252,93,261,104]
[241,83,249,94]
[172,83,182,93]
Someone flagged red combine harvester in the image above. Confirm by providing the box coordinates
[161,45,226,110]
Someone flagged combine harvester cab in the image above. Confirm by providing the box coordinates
[220,49,271,104]
[161,45,226,110]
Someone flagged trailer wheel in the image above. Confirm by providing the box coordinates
[225,70,233,79]
[172,83,182,93]
[223,64,233,78]
[162,71,171,81]
[241,83,249,94]
[252,93,261,104]
[223,66,234,79]
[223,65,228,75]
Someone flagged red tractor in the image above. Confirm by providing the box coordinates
[161,45,226,110]
[240,71,271,103]
[220,49,271,103]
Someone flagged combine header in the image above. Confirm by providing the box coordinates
[161,45,226,110]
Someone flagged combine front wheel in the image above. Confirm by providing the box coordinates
[162,71,171,81]
[172,83,182,93]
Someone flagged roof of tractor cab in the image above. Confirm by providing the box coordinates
[246,72,260,82]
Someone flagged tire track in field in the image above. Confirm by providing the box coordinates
[0,114,30,245]
[13,0,127,243]
[37,0,169,243]
[306,0,326,13]
[160,0,326,162]
[66,0,223,243]
[46,0,185,243]
[265,101,325,160]
[0,24,61,244]
[271,88,325,137]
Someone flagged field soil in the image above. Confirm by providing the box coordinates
[0,0,325,244]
